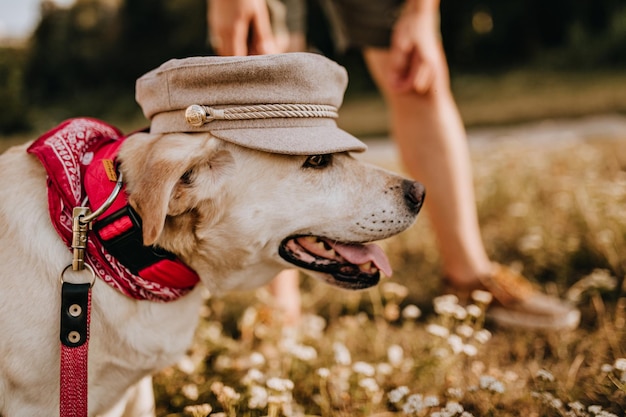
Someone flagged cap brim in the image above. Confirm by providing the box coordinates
[209,125,367,155]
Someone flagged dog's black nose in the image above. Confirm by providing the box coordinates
[402,179,425,214]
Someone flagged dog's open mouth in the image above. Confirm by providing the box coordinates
[278,235,392,290]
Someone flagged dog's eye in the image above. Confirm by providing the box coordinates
[303,154,332,169]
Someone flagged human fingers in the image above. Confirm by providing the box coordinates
[217,22,251,55]
[390,40,437,94]
[411,56,435,94]
[249,6,279,54]
[207,0,258,56]
[388,36,416,92]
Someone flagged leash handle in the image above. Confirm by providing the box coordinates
[60,281,92,417]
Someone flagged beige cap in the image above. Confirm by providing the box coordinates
[135,53,367,155]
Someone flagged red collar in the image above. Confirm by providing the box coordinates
[28,118,200,302]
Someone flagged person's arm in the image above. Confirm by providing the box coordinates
[208,0,278,56]
[388,0,442,93]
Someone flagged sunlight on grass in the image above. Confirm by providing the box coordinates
[152,136,626,417]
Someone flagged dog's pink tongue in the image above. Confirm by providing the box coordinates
[330,241,393,277]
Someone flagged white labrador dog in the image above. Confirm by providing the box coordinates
[0,129,424,416]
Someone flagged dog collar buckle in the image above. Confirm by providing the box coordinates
[92,203,200,289]
[93,205,176,274]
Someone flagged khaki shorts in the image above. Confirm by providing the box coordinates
[275,0,404,50]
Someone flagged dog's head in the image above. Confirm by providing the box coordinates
[118,132,424,294]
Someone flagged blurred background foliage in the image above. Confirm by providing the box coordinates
[0,0,625,134]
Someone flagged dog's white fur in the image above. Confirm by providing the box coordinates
[0,132,420,416]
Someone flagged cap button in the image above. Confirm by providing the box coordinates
[185,104,207,127]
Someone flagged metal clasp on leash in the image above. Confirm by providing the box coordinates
[64,172,124,275]
[69,207,93,274]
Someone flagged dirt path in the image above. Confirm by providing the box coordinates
[357,113,626,165]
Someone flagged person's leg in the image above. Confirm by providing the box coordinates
[268,268,302,325]
[363,46,580,330]
[363,46,492,286]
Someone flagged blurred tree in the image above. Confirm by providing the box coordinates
[113,0,207,86]
[24,0,207,116]
[25,0,119,101]
[0,47,29,133]
[10,0,626,131]
[440,0,626,70]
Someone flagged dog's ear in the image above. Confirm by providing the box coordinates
[118,132,229,246]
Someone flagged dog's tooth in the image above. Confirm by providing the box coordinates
[327,249,336,258]
[302,236,317,243]
[358,262,378,274]
[315,241,326,251]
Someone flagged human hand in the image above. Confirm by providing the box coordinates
[388,2,442,94]
[208,0,279,56]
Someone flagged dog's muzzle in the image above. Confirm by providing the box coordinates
[279,179,425,290]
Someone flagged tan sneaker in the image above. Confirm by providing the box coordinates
[446,263,581,331]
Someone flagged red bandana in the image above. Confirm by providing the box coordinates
[28,118,199,302]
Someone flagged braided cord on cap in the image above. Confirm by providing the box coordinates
[185,103,338,127]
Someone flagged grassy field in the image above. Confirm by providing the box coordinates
[148,134,625,417]
[1,70,625,416]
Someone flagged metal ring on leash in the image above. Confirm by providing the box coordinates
[80,172,124,225]
[60,263,96,287]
